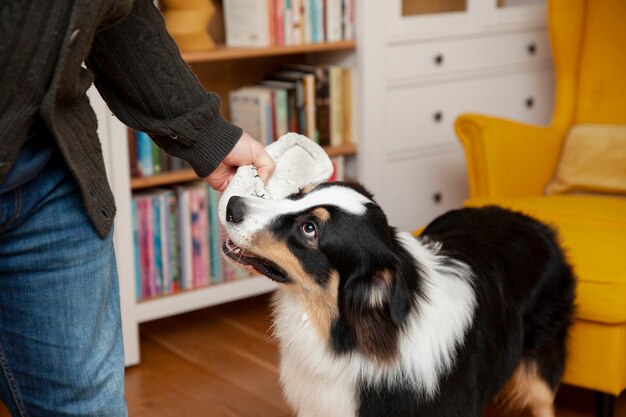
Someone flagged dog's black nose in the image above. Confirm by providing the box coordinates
[226,196,246,224]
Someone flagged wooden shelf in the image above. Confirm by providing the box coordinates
[131,168,198,190]
[130,143,358,190]
[135,276,277,323]
[182,40,356,63]
[325,142,357,157]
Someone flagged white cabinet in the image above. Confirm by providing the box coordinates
[357,0,553,231]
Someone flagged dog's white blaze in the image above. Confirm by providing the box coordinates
[226,186,371,246]
[273,231,477,415]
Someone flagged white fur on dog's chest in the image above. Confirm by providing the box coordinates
[273,290,358,417]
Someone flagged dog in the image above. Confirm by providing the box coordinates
[222,182,575,417]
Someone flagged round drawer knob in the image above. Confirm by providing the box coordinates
[525,97,535,109]
[527,43,537,55]
[433,54,444,66]
[432,192,443,204]
[433,111,443,123]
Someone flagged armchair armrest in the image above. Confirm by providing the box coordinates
[455,113,566,199]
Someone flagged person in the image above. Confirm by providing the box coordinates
[0,0,275,415]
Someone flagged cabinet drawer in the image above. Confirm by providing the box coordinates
[381,150,468,232]
[385,68,554,152]
[387,30,551,81]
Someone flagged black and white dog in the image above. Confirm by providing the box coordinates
[222,182,575,417]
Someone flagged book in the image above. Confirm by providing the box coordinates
[342,0,355,40]
[177,187,193,290]
[329,66,344,147]
[165,190,180,293]
[342,67,353,144]
[131,199,142,300]
[311,0,324,43]
[208,188,222,283]
[274,0,284,45]
[224,0,271,47]
[302,0,312,44]
[151,141,162,175]
[281,64,325,141]
[267,71,308,134]
[159,192,171,294]
[292,0,303,45]
[284,0,293,45]
[136,131,153,177]
[196,186,211,287]
[325,0,342,42]
[260,80,299,132]
[152,196,163,295]
[265,87,289,137]
[128,132,139,178]
[230,87,273,144]
[136,197,149,299]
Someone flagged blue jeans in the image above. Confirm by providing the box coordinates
[0,155,127,416]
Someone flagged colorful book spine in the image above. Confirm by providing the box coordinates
[136,132,153,177]
[198,188,211,287]
[177,188,193,290]
[131,199,142,301]
[325,0,342,42]
[160,193,171,295]
[329,66,344,147]
[190,189,202,288]
[208,188,222,283]
[167,191,180,293]
[152,197,163,295]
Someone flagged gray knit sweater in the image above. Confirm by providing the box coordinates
[0,0,242,237]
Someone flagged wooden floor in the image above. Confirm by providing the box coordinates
[0,293,624,416]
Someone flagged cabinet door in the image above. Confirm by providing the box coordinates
[483,0,546,28]
[386,0,474,40]
[384,68,554,153]
[381,150,468,231]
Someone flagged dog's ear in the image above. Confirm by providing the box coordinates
[388,266,413,327]
[336,258,414,362]
[359,267,411,327]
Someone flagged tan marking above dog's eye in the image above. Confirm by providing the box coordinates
[311,207,331,223]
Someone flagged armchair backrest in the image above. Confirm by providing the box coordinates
[549,0,626,129]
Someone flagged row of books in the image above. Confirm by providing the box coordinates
[131,152,347,301]
[230,64,352,147]
[129,131,191,178]
[131,185,250,301]
[224,0,354,48]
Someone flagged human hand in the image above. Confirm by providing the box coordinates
[204,132,276,191]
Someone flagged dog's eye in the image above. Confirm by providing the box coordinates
[301,222,317,238]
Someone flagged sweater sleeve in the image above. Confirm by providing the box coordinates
[86,0,242,178]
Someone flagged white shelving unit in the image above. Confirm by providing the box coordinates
[358,0,554,232]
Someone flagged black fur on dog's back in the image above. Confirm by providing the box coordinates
[358,205,575,417]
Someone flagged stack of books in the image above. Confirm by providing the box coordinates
[128,131,191,178]
[224,0,355,47]
[229,64,352,148]
[131,185,251,301]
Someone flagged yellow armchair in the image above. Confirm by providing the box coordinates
[455,1,626,416]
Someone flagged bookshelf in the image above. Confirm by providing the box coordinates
[135,276,277,323]
[130,143,358,190]
[92,0,360,366]
[181,40,356,63]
